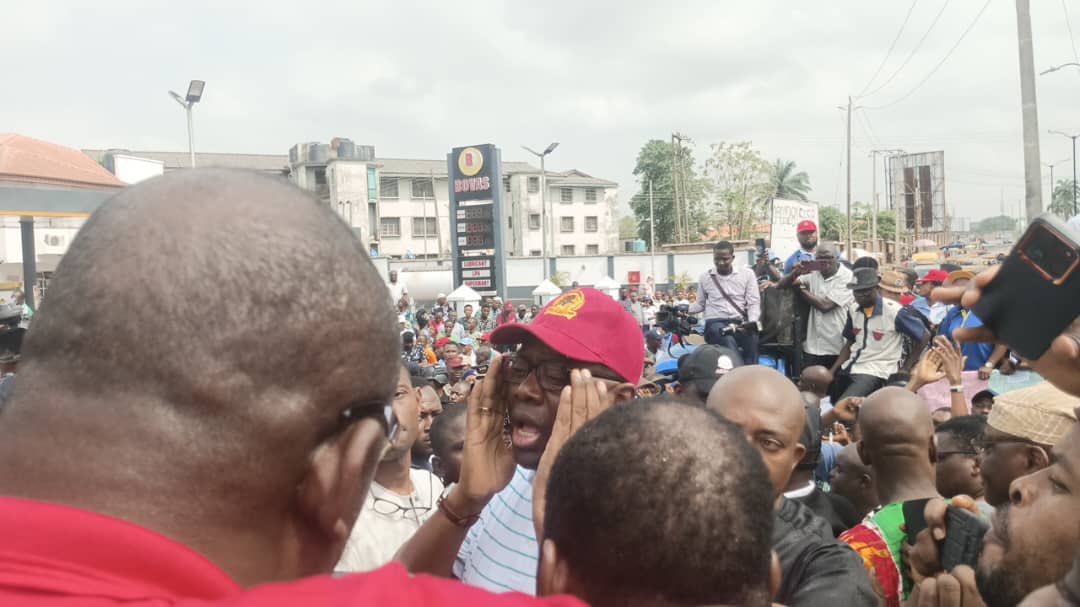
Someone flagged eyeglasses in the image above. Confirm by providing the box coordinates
[502,354,621,393]
[369,473,434,522]
[340,402,399,441]
[972,438,1034,456]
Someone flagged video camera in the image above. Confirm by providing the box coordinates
[654,303,698,337]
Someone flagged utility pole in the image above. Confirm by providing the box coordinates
[845,96,853,255]
[649,180,657,289]
[671,133,682,243]
[1050,132,1079,216]
[1016,0,1044,223]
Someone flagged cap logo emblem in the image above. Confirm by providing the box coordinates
[545,289,586,321]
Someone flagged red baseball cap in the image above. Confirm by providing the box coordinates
[797,220,818,233]
[916,269,949,284]
[489,287,644,383]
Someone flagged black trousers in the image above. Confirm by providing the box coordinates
[831,372,886,402]
[704,318,760,365]
[802,353,839,371]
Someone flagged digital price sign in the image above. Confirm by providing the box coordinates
[449,145,504,298]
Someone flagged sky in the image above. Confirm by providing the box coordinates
[4,0,1080,226]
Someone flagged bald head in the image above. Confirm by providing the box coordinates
[0,169,400,584]
[856,387,937,501]
[707,366,807,494]
[798,365,833,398]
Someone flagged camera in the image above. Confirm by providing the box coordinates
[654,304,698,336]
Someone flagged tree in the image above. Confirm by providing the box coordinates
[1051,179,1079,218]
[767,159,812,201]
[703,142,772,240]
[819,206,844,241]
[972,215,1018,233]
[617,216,638,240]
[629,139,707,247]
[818,204,896,244]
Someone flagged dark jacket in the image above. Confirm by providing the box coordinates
[773,497,877,607]
[793,486,862,538]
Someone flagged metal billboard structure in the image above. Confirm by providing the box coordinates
[887,151,948,240]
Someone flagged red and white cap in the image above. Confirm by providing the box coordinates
[489,287,644,383]
[797,220,818,234]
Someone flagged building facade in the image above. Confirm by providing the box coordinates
[82,141,620,260]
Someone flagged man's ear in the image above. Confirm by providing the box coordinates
[1026,445,1051,473]
[431,455,444,482]
[296,418,386,570]
[609,382,637,404]
[537,538,584,599]
[857,440,871,466]
[792,444,807,472]
[928,440,938,468]
[769,550,782,599]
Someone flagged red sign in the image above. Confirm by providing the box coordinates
[454,176,491,194]
[462,269,491,279]
[628,271,641,284]
[463,279,493,289]
[461,259,492,269]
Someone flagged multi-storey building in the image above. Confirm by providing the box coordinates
[84,140,620,259]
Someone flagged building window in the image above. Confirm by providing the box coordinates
[367,166,377,202]
[530,249,542,257]
[411,178,434,199]
[412,217,436,237]
[314,168,327,186]
[503,175,512,193]
[528,176,540,193]
[586,244,600,255]
[561,245,576,256]
[585,216,598,232]
[560,188,573,203]
[380,217,401,238]
[529,214,541,230]
[380,177,399,199]
[585,188,597,203]
[560,216,574,232]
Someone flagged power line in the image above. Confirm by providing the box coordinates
[865,0,993,111]
[859,0,953,99]
[1064,0,1080,64]
[856,0,921,97]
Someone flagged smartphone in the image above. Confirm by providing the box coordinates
[801,259,829,273]
[972,214,1080,360]
[903,498,932,545]
[940,507,990,570]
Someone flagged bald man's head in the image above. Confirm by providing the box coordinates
[798,365,833,398]
[707,366,807,495]
[856,387,936,489]
[0,169,399,584]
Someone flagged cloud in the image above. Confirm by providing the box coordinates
[3,0,1078,224]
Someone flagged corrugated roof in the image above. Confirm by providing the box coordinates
[2,135,124,189]
[81,149,290,173]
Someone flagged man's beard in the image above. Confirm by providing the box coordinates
[976,563,1028,607]
[803,239,818,251]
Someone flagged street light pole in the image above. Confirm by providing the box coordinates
[1051,131,1080,215]
[1015,0,1043,226]
[522,143,560,278]
[168,80,205,169]
[1040,62,1080,75]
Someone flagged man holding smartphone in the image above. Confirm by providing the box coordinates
[776,242,853,371]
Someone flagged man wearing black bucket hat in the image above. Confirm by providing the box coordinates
[829,268,930,401]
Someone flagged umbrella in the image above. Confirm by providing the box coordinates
[914,239,936,248]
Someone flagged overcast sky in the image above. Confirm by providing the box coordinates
[5,0,1080,224]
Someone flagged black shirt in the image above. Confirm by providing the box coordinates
[793,486,862,538]
[772,496,877,607]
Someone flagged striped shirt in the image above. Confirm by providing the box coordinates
[453,466,539,594]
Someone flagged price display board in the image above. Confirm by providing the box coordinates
[449,144,504,298]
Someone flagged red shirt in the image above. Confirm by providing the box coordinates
[0,497,584,606]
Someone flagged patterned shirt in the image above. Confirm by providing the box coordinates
[454,467,539,594]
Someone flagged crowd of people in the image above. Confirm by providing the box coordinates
[0,168,1078,607]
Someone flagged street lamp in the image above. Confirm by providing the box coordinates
[168,80,205,168]
[1043,158,1070,211]
[1040,62,1080,75]
[1050,130,1080,215]
[521,142,559,278]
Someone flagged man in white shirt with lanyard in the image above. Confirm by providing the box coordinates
[688,241,761,365]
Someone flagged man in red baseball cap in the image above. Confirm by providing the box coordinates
[912,269,949,325]
[784,219,820,274]
[397,287,641,594]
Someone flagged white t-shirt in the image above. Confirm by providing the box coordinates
[798,266,855,357]
[336,468,444,573]
[387,280,408,306]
